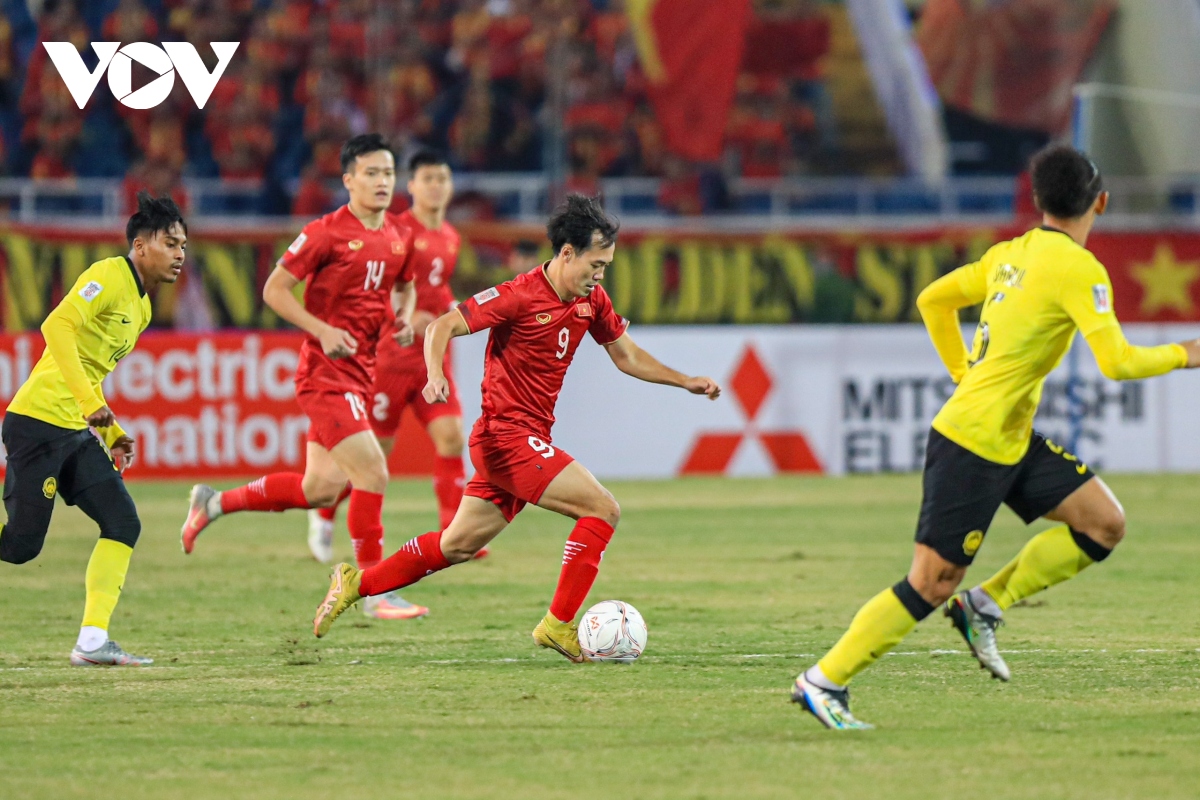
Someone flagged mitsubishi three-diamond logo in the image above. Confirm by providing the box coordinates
[680,345,822,475]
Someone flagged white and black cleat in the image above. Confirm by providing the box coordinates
[791,674,874,730]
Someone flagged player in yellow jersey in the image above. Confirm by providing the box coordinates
[0,192,186,666]
[792,145,1200,729]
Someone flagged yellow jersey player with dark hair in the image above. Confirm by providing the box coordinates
[0,191,186,666]
[792,145,1200,729]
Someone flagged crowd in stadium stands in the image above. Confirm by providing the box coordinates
[0,0,834,216]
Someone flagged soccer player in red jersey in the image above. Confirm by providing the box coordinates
[305,150,488,563]
[313,195,722,660]
[180,134,428,621]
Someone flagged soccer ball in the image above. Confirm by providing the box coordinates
[577,600,648,663]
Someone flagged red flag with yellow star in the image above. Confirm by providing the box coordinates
[1089,236,1200,322]
[628,0,751,162]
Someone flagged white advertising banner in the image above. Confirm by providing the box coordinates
[450,324,1200,478]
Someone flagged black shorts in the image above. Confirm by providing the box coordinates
[3,412,121,508]
[915,428,1094,566]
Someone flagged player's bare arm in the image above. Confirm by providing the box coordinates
[422,309,470,403]
[603,332,721,399]
[263,265,358,358]
[391,279,416,346]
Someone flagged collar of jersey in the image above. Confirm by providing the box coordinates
[122,256,146,297]
[1038,224,1072,239]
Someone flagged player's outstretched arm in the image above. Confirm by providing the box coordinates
[603,332,721,399]
[422,310,471,403]
[1084,326,1197,380]
[916,263,988,383]
[263,266,357,358]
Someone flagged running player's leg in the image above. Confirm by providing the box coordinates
[314,495,508,637]
[69,480,151,665]
[426,414,466,530]
[327,429,389,568]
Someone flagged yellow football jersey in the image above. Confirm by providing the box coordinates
[931,228,1126,464]
[8,256,151,430]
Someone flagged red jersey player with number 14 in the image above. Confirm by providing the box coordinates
[181,134,428,621]
[314,195,723,662]
[306,150,486,564]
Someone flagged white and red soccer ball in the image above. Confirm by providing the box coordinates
[577,600,648,663]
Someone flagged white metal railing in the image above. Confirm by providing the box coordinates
[3,174,1200,226]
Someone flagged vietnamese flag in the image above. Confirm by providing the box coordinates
[628,0,751,162]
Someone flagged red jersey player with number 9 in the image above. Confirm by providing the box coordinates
[181,134,429,621]
[314,195,724,662]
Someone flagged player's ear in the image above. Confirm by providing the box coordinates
[560,244,573,262]
[1094,191,1109,216]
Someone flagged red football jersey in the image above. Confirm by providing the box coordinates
[279,205,416,394]
[457,264,629,441]
[377,209,461,372]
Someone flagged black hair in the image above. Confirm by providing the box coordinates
[341,133,395,174]
[125,191,186,246]
[546,194,619,255]
[1030,144,1104,219]
[408,149,449,174]
[513,239,540,256]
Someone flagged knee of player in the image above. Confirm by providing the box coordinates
[102,515,142,548]
[0,540,42,565]
[435,429,465,457]
[303,479,347,508]
[1099,505,1127,547]
[593,491,620,528]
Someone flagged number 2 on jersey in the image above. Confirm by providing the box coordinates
[429,257,444,286]
[556,327,569,359]
[364,260,386,290]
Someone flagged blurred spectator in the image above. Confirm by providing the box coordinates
[507,238,542,274]
[123,159,189,213]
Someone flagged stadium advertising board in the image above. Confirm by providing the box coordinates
[4,325,1197,480]
[3,223,1200,330]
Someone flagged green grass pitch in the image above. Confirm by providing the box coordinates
[2,474,1199,799]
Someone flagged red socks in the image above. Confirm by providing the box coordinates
[220,474,311,514]
[549,517,615,623]
[433,455,466,530]
[318,483,352,522]
[347,489,384,568]
[360,531,450,596]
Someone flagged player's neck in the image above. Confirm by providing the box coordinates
[1041,214,1093,247]
[544,259,572,302]
[347,200,387,231]
[127,251,156,291]
[412,204,445,230]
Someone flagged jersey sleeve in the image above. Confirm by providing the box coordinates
[1059,255,1119,337]
[61,260,120,326]
[45,262,120,417]
[915,260,988,383]
[588,288,629,345]
[456,283,523,333]
[1085,325,1187,381]
[277,219,329,280]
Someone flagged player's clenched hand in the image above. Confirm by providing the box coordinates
[423,375,450,404]
[1183,338,1200,368]
[683,377,721,400]
[110,435,136,473]
[319,326,358,359]
[392,317,415,347]
[86,405,116,428]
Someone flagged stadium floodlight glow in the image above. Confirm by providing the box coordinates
[41,42,240,110]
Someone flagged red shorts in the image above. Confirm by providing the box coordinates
[465,427,575,522]
[370,368,462,438]
[297,388,374,450]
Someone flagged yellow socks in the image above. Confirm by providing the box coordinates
[816,581,932,686]
[980,525,1108,611]
[81,538,134,632]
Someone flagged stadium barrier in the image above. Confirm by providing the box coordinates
[2,324,1198,480]
[3,222,1200,331]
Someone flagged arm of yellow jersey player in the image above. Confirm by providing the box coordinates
[915,261,989,383]
[1061,258,1194,380]
[41,301,108,419]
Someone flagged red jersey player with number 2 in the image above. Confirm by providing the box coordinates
[306,150,488,567]
[181,134,428,621]
[314,195,722,661]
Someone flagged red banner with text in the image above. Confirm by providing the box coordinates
[0,332,441,479]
